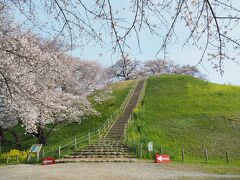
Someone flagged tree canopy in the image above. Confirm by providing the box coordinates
[1,0,240,73]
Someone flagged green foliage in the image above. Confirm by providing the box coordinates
[128,75,240,164]
[1,80,134,155]
[0,149,34,164]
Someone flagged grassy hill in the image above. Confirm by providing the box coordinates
[1,80,134,155]
[127,75,240,164]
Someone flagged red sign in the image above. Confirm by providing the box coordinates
[42,157,55,165]
[155,154,171,163]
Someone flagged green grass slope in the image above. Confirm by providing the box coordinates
[2,80,134,154]
[128,75,240,164]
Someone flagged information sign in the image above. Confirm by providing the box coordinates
[148,142,153,152]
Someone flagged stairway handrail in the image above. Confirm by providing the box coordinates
[57,80,139,154]
[103,79,140,138]
[123,78,148,141]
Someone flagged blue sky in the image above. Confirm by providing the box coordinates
[71,0,240,85]
[13,0,240,85]
[71,34,240,85]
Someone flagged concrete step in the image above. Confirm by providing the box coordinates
[71,152,131,156]
[75,149,129,153]
[111,123,126,126]
[107,128,125,131]
[56,158,138,163]
[104,136,122,139]
[65,154,136,158]
[78,146,128,150]
[85,143,125,146]
[85,146,125,150]
[103,138,122,141]
[106,132,124,135]
[86,142,125,145]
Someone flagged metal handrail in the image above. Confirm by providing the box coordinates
[123,78,148,143]
[57,80,138,154]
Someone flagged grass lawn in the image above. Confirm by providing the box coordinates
[128,75,240,164]
[1,80,134,155]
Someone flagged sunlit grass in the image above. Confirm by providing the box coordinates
[128,75,240,164]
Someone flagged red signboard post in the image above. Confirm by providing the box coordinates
[42,157,55,165]
[155,154,171,163]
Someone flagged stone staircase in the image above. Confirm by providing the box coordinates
[57,80,144,163]
[105,80,144,140]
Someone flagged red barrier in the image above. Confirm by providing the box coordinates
[155,154,171,163]
[42,157,55,165]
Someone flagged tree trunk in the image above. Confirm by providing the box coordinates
[38,133,47,145]
[32,127,48,145]
[125,75,130,80]
[0,127,5,144]
[38,127,47,145]
[10,130,21,148]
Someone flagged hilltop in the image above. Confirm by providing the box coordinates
[128,75,240,164]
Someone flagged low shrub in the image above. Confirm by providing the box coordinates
[0,149,35,163]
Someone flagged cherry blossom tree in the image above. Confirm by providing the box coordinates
[172,65,202,78]
[111,55,140,80]
[143,59,169,75]
[67,58,111,94]
[141,59,203,78]
[0,28,110,144]
[2,0,240,73]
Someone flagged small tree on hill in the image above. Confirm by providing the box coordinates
[112,55,140,80]
[143,59,169,75]
[173,65,200,76]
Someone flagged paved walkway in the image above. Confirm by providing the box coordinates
[0,162,239,180]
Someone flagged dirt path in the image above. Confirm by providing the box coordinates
[0,162,239,180]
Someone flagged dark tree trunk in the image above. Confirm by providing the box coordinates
[37,127,47,145]
[32,126,48,145]
[10,130,21,148]
[125,75,130,80]
[0,127,5,144]
[38,133,47,145]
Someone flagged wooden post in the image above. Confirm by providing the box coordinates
[58,146,61,157]
[103,124,105,132]
[16,155,19,163]
[36,152,39,162]
[6,156,9,164]
[140,144,143,158]
[181,144,185,162]
[226,151,229,163]
[27,153,31,162]
[88,132,91,143]
[98,129,100,139]
[205,149,208,163]
[42,149,45,158]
